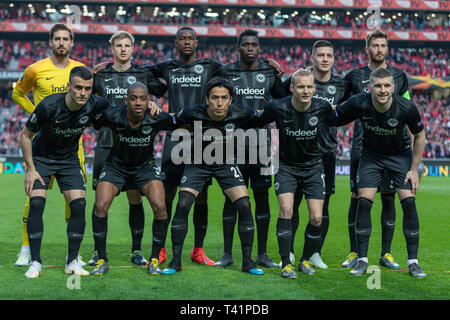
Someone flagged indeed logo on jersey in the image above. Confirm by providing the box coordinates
[363,122,397,135]
[284,127,317,137]
[234,86,265,98]
[170,75,202,87]
[54,126,85,137]
[52,84,67,93]
[313,94,334,105]
[118,134,152,145]
[105,86,128,95]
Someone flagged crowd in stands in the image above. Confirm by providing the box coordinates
[1,39,448,77]
[1,3,449,32]
[0,40,448,158]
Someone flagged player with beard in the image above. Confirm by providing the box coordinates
[215,29,286,269]
[12,23,86,267]
[161,77,264,276]
[19,67,110,278]
[332,68,426,278]
[87,31,167,267]
[342,30,410,270]
[90,83,173,276]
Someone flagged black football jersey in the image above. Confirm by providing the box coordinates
[94,105,175,167]
[93,63,167,148]
[344,65,409,149]
[174,103,255,166]
[221,60,286,110]
[147,59,223,113]
[26,93,109,160]
[334,92,424,154]
[313,75,349,153]
[251,96,335,167]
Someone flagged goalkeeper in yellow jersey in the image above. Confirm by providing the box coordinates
[12,23,86,266]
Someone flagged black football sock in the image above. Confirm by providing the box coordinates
[234,197,255,264]
[355,197,373,259]
[67,198,86,264]
[319,194,331,254]
[401,197,420,260]
[290,191,302,254]
[27,196,46,264]
[254,189,270,255]
[193,201,208,248]
[222,196,237,255]
[276,218,292,268]
[92,209,108,261]
[348,197,358,253]
[129,202,145,252]
[171,191,196,265]
[380,193,396,256]
[301,223,321,261]
[151,218,168,260]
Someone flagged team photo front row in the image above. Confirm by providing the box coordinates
[19,65,426,280]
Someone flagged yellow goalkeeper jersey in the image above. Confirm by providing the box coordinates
[14,57,85,113]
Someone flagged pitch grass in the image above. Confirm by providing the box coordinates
[0,174,448,300]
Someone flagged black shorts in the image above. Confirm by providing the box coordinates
[378,169,395,193]
[33,155,86,191]
[180,164,246,193]
[274,161,325,200]
[238,163,272,190]
[356,150,413,190]
[322,152,336,195]
[98,159,162,193]
[161,134,212,187]
[92,147,111,190]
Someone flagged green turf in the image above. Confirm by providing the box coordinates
[0,174,448,300]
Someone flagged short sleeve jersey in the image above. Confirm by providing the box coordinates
[15,57,85,110]
[26,93,109,160]
[313,74,350,153]
[344,65,410,149]
[175,103,255,166]
[94,105,175,167]
[334,93,424,154]
[251,96,335,168]
[147,59,223,113]
[221,60,286,110]
[93,63,167,148]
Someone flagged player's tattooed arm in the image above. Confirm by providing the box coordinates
[20,127,44,196]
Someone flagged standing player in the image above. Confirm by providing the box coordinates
[19,66,110,278]
[342,30,411,269]
[215,29,286,269]
[146,27,223,266]
[12,23,86,266]
[333,68,426,278]
[162,77,264,275]
[90,83,173,275]
[283,40,350,268]
[87,31,167,267]
[251,69,336,278]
